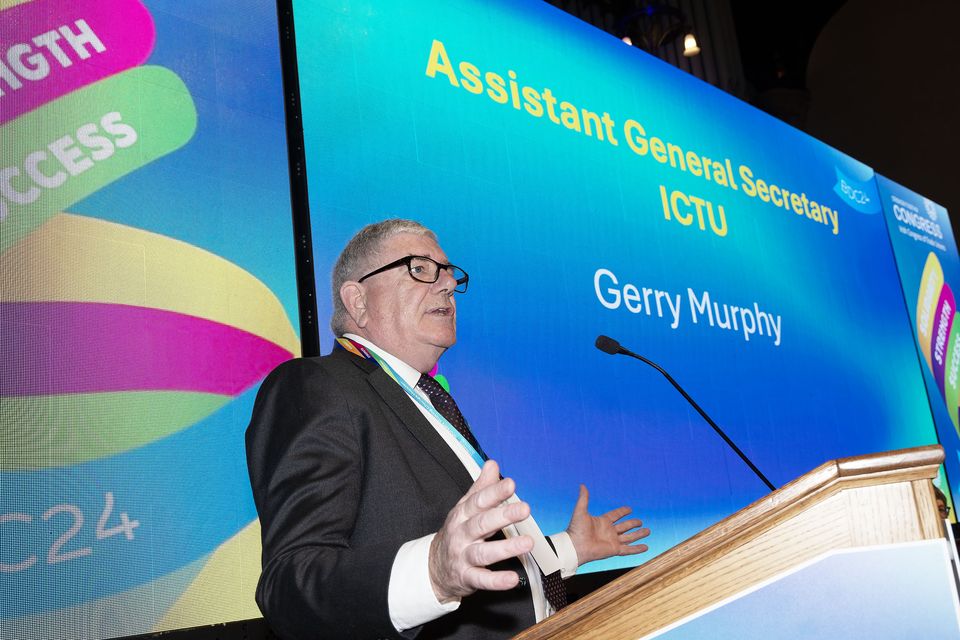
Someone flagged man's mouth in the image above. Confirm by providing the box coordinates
[429,306,453,316]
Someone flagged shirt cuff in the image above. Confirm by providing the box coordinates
[388,533,461,632]
[548,532,579,579]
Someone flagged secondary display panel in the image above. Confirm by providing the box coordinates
[0,1,298,637]
[293,0,940,572]
[879,177,960,505]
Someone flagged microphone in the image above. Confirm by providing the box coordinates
[594,335,776,492]
[595,334,626,355]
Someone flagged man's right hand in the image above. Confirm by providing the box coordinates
[428,459,534,603]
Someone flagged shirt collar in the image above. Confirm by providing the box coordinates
[343,333,423,388]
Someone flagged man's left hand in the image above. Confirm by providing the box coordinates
[565,484,650,566]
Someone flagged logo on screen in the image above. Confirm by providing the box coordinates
[838,179,870,206]
[833,167,880,214]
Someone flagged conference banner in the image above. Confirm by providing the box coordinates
[0,1,298,638]
[294,0,940,572]
[878,176,960,504]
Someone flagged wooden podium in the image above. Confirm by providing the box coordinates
[516,445,950,639]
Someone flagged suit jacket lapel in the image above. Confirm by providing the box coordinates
[335,349,475,493]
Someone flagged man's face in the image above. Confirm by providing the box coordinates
[355,233,458,371]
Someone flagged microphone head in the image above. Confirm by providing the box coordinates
[595,335,622,355]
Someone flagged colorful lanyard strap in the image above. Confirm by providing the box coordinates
[336,337,487,467]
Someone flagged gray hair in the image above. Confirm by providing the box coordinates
[330,218,436,335]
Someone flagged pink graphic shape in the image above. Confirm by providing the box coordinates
[0,0,155,125]
[931,285,956,395]
[1,302,293,397]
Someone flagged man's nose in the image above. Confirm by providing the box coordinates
[435,266,458,293]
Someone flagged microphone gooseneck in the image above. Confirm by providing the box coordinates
[594,335,776,492]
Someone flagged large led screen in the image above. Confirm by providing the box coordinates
[1,1,298,638]
[293,0,939,572]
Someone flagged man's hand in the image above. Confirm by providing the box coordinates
[566,485,650,566]
[428,460,534,603]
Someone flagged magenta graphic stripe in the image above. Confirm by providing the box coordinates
[932,285,956,395]
[1,301,293,397]
[0,0,156,125]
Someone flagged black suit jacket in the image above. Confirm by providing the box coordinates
[246,349,536,640]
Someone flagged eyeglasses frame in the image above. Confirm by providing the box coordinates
[357,254,469,293]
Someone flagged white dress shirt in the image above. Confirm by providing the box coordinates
[342,335,579,632]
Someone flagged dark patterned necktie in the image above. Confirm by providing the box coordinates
[541,569,567,611]
[416,374,486,460]
[416,374,567,610]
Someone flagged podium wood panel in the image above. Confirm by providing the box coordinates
[515,445,945,640]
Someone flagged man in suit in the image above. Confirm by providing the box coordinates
[246,219,650,639]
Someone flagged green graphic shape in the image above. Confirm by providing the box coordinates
[434,374,450,393]
[947,316,960,434]
[0,390,229,470]
[0,65,197,253]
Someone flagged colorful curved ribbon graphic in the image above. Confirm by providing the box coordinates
[916,252,960,434]
[1,0,297,633]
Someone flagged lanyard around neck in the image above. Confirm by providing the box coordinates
[336,337,486,467]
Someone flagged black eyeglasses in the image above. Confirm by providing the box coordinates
[358,255,469,293]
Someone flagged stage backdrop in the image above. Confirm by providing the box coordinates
[293,0,945,572]
[0,1,298,638]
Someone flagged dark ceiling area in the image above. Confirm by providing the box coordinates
[728,0,846,93]
[551,0,848,96]
[548,0,958,224]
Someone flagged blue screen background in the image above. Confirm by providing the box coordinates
[293,0,940,571]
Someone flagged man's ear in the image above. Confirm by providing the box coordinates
[340,281,368,328]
